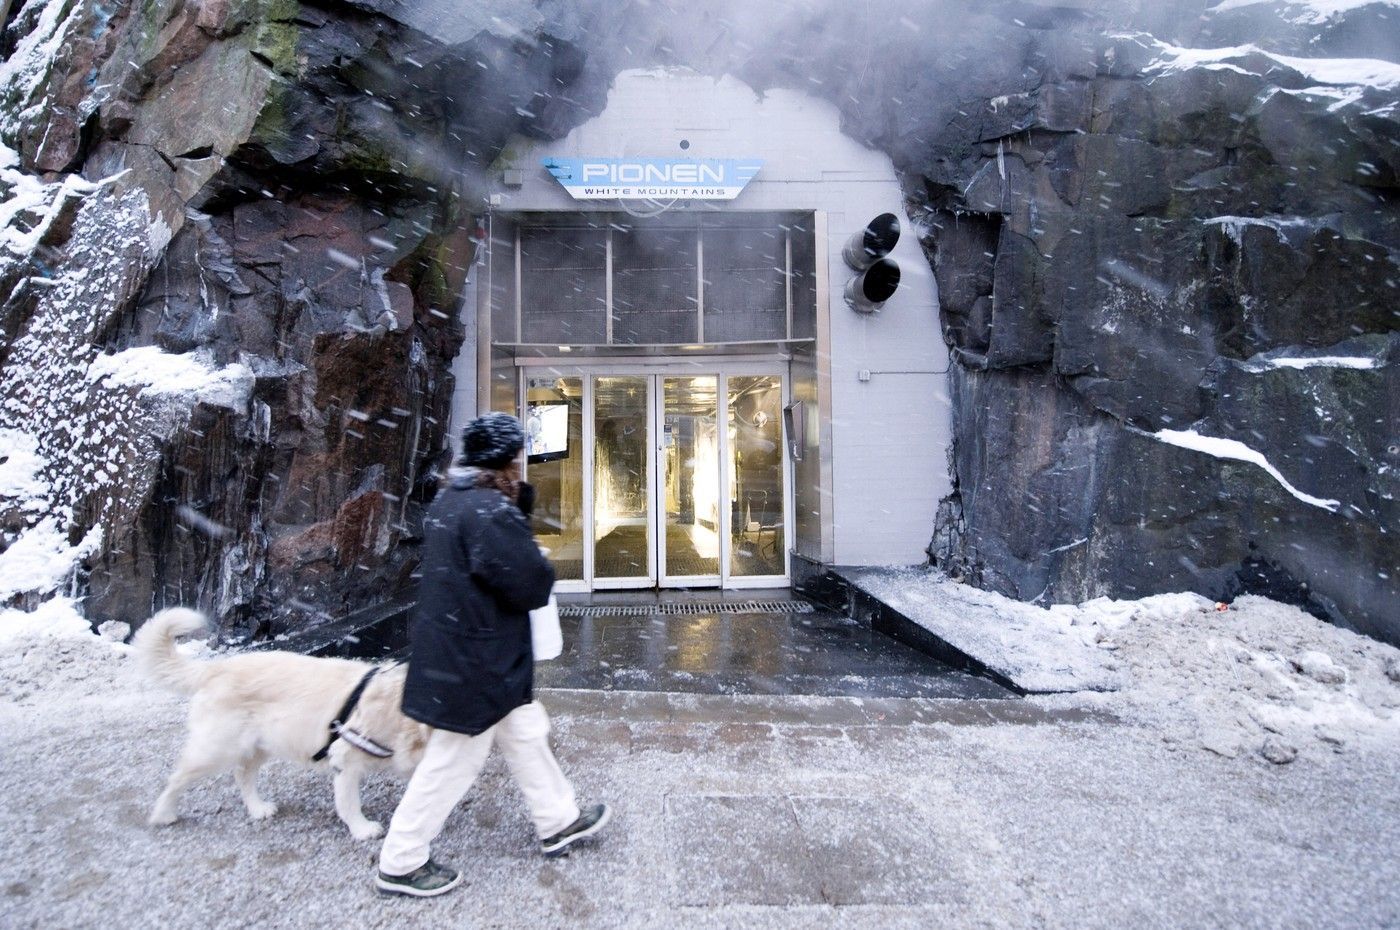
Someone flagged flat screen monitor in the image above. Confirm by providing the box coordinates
[526,402,570,464]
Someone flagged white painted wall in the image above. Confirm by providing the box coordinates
[466,68,950,567]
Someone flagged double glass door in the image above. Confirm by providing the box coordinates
[523,369,788,590]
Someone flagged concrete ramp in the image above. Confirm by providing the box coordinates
[833,568,1123,695]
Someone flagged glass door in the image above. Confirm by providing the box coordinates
[527,367,789,590]
[592,375,653,587]
[659,376,721,585]
[725,375,787,583]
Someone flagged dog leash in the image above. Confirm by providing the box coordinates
[311,664,395,762]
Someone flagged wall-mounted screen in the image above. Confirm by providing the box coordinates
[526,402,570,463]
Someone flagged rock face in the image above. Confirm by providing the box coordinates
[907,26,1400,643]
[0,0,588,635]
[0,0,1395,643]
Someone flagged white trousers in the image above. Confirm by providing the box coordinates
[378,701,579,876]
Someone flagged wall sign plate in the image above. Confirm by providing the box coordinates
[543,157,763,200]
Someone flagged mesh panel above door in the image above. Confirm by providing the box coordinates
[612,225,699,345]
[520,225,607,344]
[703,227,788,342]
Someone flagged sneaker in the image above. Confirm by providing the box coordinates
[541,803,612,858]
[375,859,462,898]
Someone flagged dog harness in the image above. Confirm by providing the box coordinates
[311,665,395,762]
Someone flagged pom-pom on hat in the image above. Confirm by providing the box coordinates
[460,412,525,469]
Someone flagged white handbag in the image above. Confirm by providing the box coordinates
[529,594,563,661]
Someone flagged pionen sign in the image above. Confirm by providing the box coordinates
[543,157,763,201]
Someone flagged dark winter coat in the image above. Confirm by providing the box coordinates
[401,472,555,735]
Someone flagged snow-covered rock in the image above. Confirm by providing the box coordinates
[0,597,124,702]
[846,568,1400,764]
[1260,737,1299,764]
[1291,650,1348,684]
[1212,0,1400,27]
[1084,593,1400,763]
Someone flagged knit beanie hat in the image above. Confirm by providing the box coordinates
[460,412,525,469]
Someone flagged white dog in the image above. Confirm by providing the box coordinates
[134,607,428,840]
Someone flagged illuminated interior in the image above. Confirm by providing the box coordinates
[728,375,785,577]
[593,376,650,579]
[663,376,720,577]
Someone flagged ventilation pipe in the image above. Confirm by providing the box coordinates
[842,213,901,313]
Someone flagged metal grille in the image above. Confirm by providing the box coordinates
[612,225,698,344]
[702,228,787,342]
[495,212,817,348]
[520,225,607,343]
[559,600,814,618]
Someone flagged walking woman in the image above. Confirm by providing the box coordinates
[376,412,610,898]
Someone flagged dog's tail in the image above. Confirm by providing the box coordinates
[133,608,209,695]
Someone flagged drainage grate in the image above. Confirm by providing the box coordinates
[559,600,815,618]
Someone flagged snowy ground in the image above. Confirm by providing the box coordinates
[3,594,1400,929]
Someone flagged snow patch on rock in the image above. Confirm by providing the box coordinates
[0,517,101,601]
[0,185,192,616]
[1232,346,1386,373]
[87,347,255,412]
[0,0,82,140]
[0,427,49,512]
[1253,355,1380,370]
[1146,40,1400,90]
[1144,428,1340,511]
[1211,0,1400,26]
[0,161,118,257]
